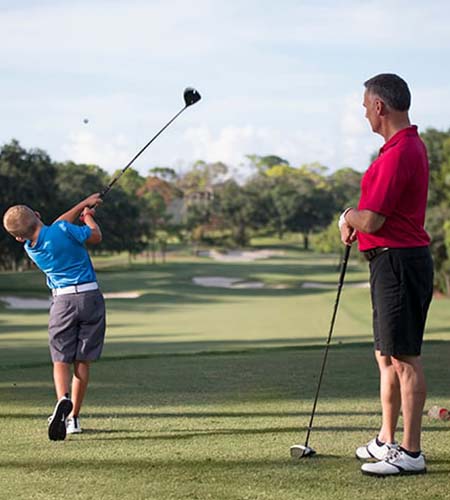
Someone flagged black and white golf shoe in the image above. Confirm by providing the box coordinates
[48,396,73,441]
[361,448,426,477]
[356,437,398,461]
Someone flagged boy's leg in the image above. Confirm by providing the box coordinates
[71,361,90,417]
[53,361,72,398]
[49,362,73,441]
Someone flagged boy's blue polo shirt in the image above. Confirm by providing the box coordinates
[25,221,96,289]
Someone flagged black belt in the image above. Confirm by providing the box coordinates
[362,247,389,261]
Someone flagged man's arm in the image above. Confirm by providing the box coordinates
[339,208,386,245]
[54,193,103,223]
[345,208,385,233]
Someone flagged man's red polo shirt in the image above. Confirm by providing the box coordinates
[357,125,430,251]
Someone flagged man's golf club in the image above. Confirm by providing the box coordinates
[100,87,201,198]
[290,244,351,459]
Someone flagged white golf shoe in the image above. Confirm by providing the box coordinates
[66,416,82,434]
[361,448,426,477]
[356,437,397,461]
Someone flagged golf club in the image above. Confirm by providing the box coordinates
[100,87,201,198]
[290,244,351,459]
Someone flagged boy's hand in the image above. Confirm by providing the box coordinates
[83,193,103,209]
[80,206,96,223]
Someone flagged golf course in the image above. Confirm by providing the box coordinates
[1,244,449,500]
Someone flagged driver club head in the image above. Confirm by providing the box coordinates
[290,444,316,459]
[184,87,201,107]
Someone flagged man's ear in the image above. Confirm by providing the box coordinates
[15,236,25,242]
[375,98,387,116]
[34,211,41,219]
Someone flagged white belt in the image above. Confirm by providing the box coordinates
[52,282,98,296]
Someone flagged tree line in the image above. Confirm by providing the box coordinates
[1,128,450,293]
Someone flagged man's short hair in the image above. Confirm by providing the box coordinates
[364,73,411,111]
[3,205,39,239]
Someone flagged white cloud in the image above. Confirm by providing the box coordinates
[60,131,131,170]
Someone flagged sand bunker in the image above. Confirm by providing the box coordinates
[0,296,51,310]
[192,278,369,290]
[192,277,264,289]
[302,282,370,289]
[201,249,285,262]
[0,291,142,310]
[103,291,142,299]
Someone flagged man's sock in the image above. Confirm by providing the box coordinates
[375,436,385,447]
[400,446,421,458]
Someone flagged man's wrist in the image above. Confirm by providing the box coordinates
[338,207,353,229]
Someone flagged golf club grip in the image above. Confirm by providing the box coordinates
[99,105,187,199]
[304,244,351,446]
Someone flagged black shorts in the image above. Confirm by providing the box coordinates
[369,247,433,356]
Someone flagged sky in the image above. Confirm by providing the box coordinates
[1,0,449,177]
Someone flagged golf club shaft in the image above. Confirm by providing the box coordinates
[304,244,351,447]
[100,105,188,198]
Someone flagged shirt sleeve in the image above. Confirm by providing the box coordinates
[359,149,409,217]
[55,221,92,245]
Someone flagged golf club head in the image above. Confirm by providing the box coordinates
[184,87,201,107]
[290,444,316,459]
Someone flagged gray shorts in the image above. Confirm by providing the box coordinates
[48,289,106,363]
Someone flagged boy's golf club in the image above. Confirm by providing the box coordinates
[290,244,351,459]
[100,87,201,198]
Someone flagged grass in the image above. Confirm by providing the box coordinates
[1,246,450,499]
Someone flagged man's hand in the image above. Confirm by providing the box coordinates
[338,208,356,245]
[340,222,357,245]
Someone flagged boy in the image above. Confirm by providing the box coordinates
[3,193,105,441]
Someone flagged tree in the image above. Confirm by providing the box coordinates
[214,180,254,246]
[421,128,450,206]
[111,167,146,197]
[257,163,335,248]
[0,140,58,269]
[328,167,363,210]
[246,154,289,173]
[54,161,145,257]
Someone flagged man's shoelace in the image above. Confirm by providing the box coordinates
[385,448,402,462]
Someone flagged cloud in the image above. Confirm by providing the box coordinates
[60,131,131,171]
[1,0,449,176]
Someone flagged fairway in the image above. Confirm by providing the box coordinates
[1,248,450,499]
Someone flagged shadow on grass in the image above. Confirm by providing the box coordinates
[78,426,382,442]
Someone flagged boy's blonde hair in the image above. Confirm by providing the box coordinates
[3,205,40,239]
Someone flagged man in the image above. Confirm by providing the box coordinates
[339,74,433,476]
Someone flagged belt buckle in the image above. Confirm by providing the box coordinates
[365,247,389,261]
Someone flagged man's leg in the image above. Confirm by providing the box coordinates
[53,361,72,399]
[71,361,90,417]
[391,354,426,452]
[375,350,401,444]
